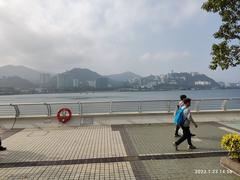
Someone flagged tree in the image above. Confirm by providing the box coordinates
[202,0,240,70]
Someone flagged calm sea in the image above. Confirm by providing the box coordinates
[0,89,239,103]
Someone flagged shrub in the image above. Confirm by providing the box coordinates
[221,133,240,160]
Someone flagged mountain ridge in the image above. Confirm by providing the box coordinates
[61,68,102,82]
[107,71,142,82]
[0,76,35,89]
[0,65,223,91]
[0,65,42,83]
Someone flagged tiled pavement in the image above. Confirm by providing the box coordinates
[0,122,239,179]
[142,157,239,180]
[0,162,136,180]
[1,126,126,163]
[122,122,231,154]
[218,120,240,131]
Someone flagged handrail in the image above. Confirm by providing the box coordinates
[0,98,240,106]
[0,98,239,118]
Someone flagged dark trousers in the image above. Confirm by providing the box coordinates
[175,126,192,146]
[175,125,180,135]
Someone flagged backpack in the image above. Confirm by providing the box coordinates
[174,106,186,125]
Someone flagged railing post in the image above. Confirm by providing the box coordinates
[10,104,20,129]
[10,104,20,118]
[78,102,80,115]
[221,100,228,111]
[195,100,201,112]
[79,102,83,115]
[49,104,52,116]
[138,102,142,113]
[109,101,112,114]
[44,103,52,117]
[167,101,171,113]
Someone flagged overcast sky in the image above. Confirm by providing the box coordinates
[0,0,239,82]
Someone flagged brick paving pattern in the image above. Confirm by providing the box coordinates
[124,123,229,155]
[143,157,239,180]
[0,122,239,179]
[1,126,126,163]
[0,162,135,180]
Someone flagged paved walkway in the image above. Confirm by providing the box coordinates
[0,122,239,179]
[1,126,126,163]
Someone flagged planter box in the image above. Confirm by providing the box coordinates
[220,157,240,176]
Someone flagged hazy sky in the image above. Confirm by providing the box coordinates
[0,0,239,82]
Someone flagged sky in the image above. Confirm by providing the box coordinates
[0,0,239,83]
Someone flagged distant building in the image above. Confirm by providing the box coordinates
[218,81,226,88]
[195,81,211,86]
[179,76,186,81]
[40,73,51,87]
[88,81,96,88]
[0,87,16,95]
[146,81,157,88]
[57,74,72,89]
[73,79,79,88]
[57,74,64,89]
[169,80,177,85]
[35,88,48,93]
[159,75,166,84]
[226,82,240,88]
[96,77,108,89]
[191,72,199,76]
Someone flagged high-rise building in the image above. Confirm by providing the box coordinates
[73,79,79,88]
[57,74,72,89]
[88,81,96,88]
[96,77,108,89]
[40,73,51,87]
[57,74,64,89]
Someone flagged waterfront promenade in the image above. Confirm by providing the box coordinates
[0,121,239,179]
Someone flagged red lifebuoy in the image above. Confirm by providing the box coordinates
[57,108,72,123]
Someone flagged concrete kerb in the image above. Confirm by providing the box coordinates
[220,157,240,176]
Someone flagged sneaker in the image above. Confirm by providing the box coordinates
[175,134,181,137]
[191,133,196,137]
[173,142,179,151]
[0,146,6,151]
[188,145,197,150]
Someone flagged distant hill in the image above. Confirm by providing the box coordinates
[107,71,142,82]
[140,72,221,90]
[169,72,220,88]
[0,76,35,89]
[60,68,102,82]
[50,68,127,90]
[0,65,222,92]
[0,65,42,83]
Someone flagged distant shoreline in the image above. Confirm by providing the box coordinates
[0,88,239,96]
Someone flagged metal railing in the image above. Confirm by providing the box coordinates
[0,98,239,118]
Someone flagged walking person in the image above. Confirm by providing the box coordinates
[174,95,187,137]
[173,98,198,151]
[0,138,6,151]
